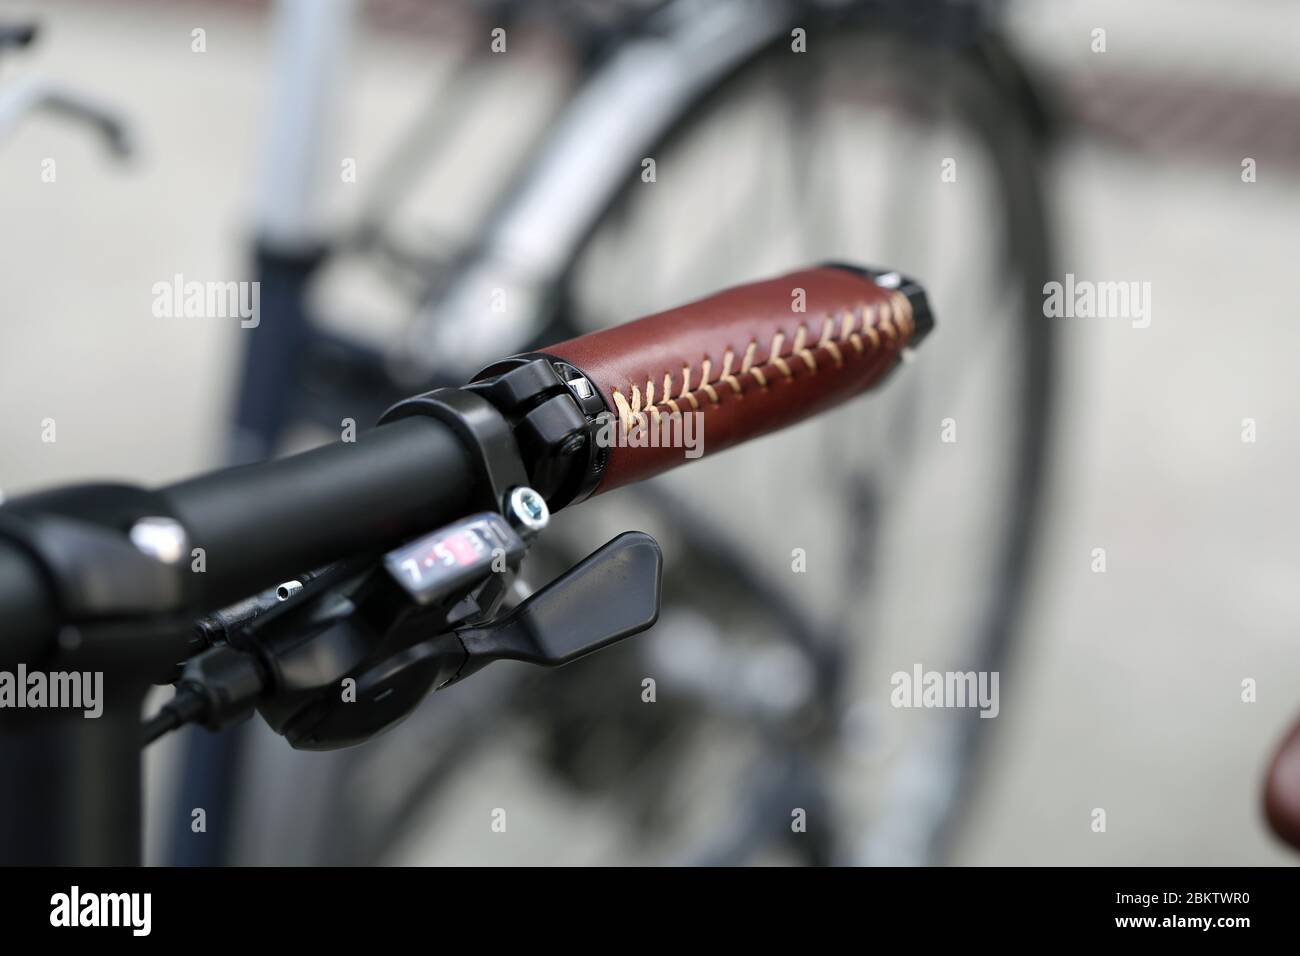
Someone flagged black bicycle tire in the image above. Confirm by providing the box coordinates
[306,18,1059,867]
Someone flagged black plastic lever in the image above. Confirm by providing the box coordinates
[452,531,661,681]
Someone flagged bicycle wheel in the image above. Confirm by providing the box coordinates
[282,15,1056,867]
[525,23,1057,865]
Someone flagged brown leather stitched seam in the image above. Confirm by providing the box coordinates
[609,291,914,431]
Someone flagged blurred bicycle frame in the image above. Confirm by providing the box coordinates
[171,0,1057,866]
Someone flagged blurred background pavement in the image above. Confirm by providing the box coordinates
[1,0,1298,864]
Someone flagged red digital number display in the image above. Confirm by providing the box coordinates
[442,530,483,567]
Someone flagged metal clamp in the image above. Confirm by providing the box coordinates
[377,388,531,519]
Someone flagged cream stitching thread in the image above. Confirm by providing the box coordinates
[644,379,661,425]
[608,297,912,431]
[792,326,816,373]
[879,298,901,344]
[769,332,792,380]
[891,290,914,336]
[699,357,720,404]
[720,349,742,395]
[820,317,843,367]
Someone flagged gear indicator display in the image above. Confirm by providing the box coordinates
[383,513,524,605]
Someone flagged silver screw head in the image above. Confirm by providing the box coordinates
[566,375,594,401]
[508,486,549,535]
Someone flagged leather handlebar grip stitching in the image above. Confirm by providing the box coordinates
[543,264,934,494]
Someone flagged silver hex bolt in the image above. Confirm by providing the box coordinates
[508,486,550,536]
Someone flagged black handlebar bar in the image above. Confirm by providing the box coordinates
[0,415,475,664]
[0,543,55,663]
[163,416,474,610]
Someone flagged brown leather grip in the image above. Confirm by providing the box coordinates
[545,265,932,494]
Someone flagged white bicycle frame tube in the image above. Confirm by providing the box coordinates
[392,0,795,382]
[254,0,357,252]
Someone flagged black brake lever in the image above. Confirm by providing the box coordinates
[449,530,661,683]
[229,530,660,750]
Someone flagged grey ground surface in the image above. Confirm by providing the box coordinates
[1,0,1297,864]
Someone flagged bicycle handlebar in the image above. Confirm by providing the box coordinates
[0,417,476,663]
[0,264,930,665]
